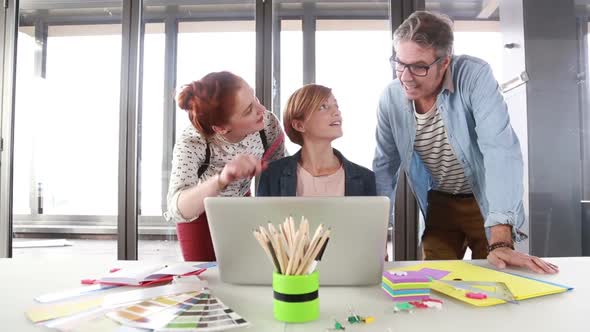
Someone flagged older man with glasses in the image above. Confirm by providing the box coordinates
[373,11,558,274]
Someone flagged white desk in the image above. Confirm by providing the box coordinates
[1,257,586,331]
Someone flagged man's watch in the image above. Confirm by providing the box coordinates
[487,241,514,253]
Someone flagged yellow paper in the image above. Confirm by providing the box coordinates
[70,315,122,332]
[387,261,570,307]
[26,297,103,323]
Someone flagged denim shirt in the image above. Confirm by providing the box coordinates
[257,148,376,197]
[373,55,526,241]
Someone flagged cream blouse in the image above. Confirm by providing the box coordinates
[165,111,285,223]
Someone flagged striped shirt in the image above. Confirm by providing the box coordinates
[414,103,471,194]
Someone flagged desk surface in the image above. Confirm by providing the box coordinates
[0,257,585,331]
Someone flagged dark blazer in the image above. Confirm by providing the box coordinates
[257,149,376,196]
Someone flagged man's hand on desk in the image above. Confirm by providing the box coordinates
[486,224,559,274]
[487,247,559,274]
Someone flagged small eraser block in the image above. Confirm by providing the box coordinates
[466,292,487,300]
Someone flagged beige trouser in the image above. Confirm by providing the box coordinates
[421,190,488,260]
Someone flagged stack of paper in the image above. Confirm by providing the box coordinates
[385,261,571,307]
[381,270,431,302]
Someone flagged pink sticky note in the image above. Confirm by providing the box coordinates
[417,268,450,280]
[384,271,430,283]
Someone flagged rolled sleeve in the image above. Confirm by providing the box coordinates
[484,212,528,242]
[164,190,193,224]
[469,63,527,243]
[164,127,206,224]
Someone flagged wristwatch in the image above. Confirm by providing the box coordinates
[487,241,514,253]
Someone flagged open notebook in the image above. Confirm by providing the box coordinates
[98,262,214,286]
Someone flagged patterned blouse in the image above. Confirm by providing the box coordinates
[165,111,286,223]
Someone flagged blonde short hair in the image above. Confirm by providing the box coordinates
[283,84,332,146]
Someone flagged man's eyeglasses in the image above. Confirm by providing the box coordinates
[389,56,443,77]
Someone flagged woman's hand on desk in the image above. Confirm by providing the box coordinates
[487,248,559,274]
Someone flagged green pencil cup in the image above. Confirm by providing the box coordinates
[272,271,319,323]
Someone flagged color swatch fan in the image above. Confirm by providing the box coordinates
[107,289,249,331]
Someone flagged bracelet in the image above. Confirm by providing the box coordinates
[487,241,514,253]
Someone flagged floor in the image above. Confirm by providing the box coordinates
[12,238,183,261]
[11,238,467,261]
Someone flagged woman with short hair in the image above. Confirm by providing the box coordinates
[257,84,375,197]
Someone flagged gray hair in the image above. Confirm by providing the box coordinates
[393,11,454,57]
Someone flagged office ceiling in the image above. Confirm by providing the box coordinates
[17,0,496,20]
[16,1,590,22]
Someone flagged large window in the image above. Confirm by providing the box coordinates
[316,19,391,169]
[140,23,166,218]
[279,19,303,155]
[175,21,256,137]
[453,21,503,82]
[138,21,177,260]
[12,5,123,258]
[14,25,122,216]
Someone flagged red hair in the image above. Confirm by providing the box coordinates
[177,71,244,138]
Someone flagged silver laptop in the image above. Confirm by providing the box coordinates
[204,196,390,286]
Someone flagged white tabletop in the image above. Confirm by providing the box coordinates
[1,257,586,331]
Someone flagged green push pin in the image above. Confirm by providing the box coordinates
[347,305,361,324]
[334,319,346,330]
[393,301,415,313]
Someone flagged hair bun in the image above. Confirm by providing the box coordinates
[176,71,243,138]
[177,82,200,111]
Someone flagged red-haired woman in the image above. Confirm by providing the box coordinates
[165,71,285,261]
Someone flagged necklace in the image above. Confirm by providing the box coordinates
[298,160,342,177]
